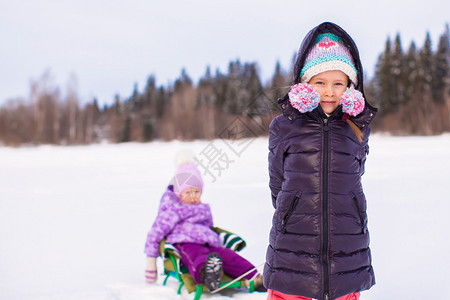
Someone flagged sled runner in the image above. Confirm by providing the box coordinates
[159,227,259,300]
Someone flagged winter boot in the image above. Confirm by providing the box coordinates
[202,252,223,291]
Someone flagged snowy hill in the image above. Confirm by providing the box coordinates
[1,135,449,300]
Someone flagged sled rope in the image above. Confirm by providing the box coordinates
[210,262,265,294]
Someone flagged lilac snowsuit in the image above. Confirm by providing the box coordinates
[144,185,256,283]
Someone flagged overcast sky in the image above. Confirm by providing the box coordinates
[0,0,448,107]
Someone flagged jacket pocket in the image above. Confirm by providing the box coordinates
[281,191,302,234]
[350,192,367,234]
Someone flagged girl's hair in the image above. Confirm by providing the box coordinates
[342,112,363,142]
[344,81,364,143]
[346,118,363,143]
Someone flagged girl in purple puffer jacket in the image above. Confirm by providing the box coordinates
[264,22,376,300]
[144,152,263,292]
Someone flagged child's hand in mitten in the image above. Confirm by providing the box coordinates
[145,257,158,284]
[340,88,365,116]
[288,83,320,113]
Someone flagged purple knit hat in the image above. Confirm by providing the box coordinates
[300,33,358,86]
[173,162,204,196]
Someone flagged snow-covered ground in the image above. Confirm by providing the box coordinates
[1,134,449,300]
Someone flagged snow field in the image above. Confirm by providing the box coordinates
[1,134,449,299]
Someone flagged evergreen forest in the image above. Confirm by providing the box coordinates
[0,25,448,146]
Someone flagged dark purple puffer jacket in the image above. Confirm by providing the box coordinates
[263,22,377,300]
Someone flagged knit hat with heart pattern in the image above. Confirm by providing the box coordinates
[300,33,358,86]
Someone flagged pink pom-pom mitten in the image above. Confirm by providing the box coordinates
[288,83,320,113]
[340,88,365,117]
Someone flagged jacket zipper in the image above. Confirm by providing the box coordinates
[322,118,330,300]
[281,192,301,234]
[352,195,367,233]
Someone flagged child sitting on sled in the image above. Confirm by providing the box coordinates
[144,151,264,292]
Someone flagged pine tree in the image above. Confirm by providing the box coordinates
[121,114,131,142]
[403,42,418,104]
[416,32,435,134]
[401,42,421,133]
[391,33,404,105]
[113,94,122,115]
[84,98,100,143]
[418,32,434,90]
[271,61,287,100]
[156,86,167,119]
[212,68,226,110]
[143,75,157,108]
[245,63,263,117]
[432,24,449,104]
[197,65,215,107]
[223,60,241,114]
[431,24,450,132]
[129,83,140,111]
[375,37,396,113]
[197,66,216,139]
[142,75,158,141]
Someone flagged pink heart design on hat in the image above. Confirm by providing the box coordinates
[318,41,336,49]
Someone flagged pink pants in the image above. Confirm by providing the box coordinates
[267,289,360,300]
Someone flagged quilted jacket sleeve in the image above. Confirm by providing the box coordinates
[144,194,181,257]
[268,117,285,208]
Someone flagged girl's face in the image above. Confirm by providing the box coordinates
[180,187,202,204]
[308,70,349,115]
